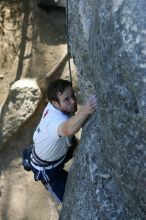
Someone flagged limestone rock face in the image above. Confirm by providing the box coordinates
[0,79,41,147]
[60,0,146,219]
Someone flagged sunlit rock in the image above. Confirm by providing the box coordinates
[0,78,41,147]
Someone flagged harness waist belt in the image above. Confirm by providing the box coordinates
[32,146,65,166]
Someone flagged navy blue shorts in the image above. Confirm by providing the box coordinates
[30,146,75,203]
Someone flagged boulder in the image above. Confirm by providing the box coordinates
[0,78,41,148]
[60,0,146,219]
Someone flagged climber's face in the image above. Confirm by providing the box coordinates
[53,86,77,114]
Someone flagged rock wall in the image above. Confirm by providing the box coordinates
[60,0,146,219]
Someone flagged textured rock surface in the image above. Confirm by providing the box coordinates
[60,0,146,219]
[0,78,41,147]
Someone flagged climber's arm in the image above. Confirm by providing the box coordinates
[58,95,97,137]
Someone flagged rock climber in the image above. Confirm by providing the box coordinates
[30,79,97,202]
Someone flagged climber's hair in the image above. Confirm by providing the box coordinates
[47,79,72,104]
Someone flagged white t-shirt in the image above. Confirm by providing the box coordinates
[33,102,72,161]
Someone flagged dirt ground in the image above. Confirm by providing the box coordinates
[0,7,76,220]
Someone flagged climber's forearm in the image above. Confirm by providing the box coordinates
[58,107,90,136]
[58,95,97,137]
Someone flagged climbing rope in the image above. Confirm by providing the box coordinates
[66,0,72,83]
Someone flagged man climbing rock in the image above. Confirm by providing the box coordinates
[30,79,97,203]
